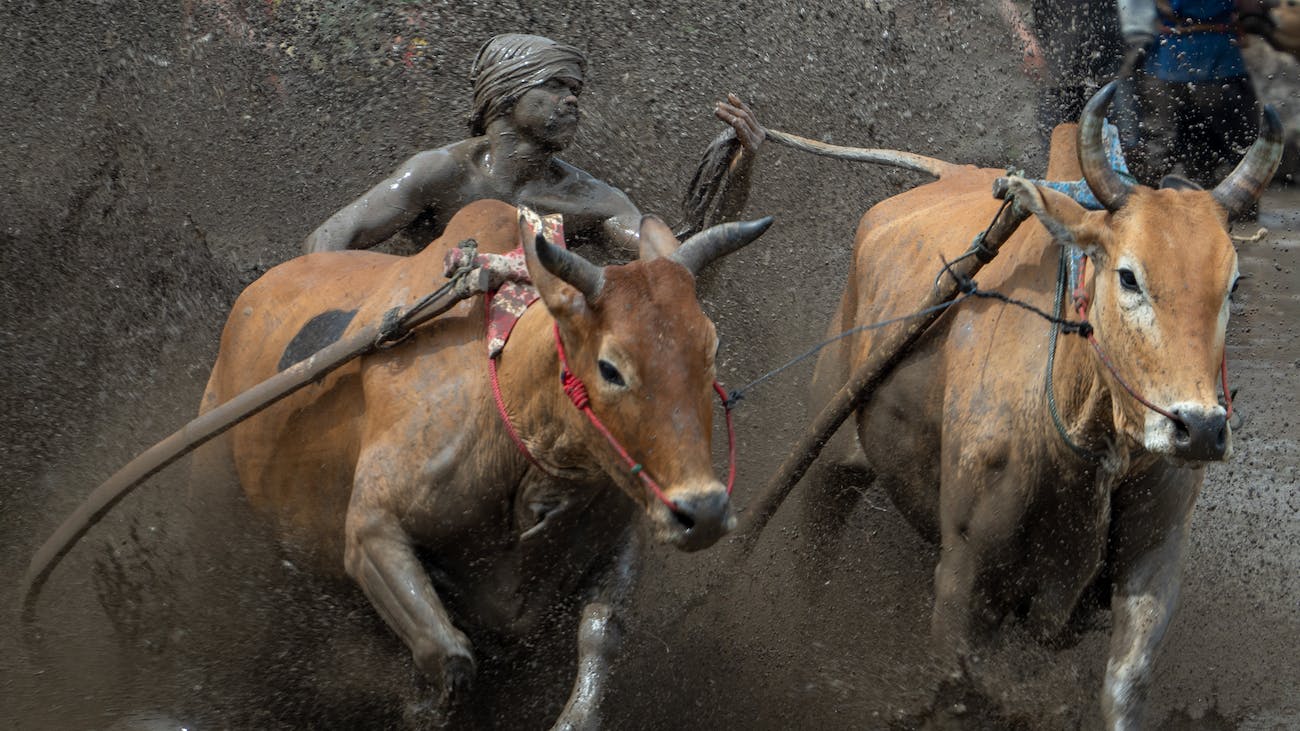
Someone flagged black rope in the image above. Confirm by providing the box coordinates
[1044,250,1104,462]
[374,278,459,348]
[936,255,1093,338]
[721,251,1095,412]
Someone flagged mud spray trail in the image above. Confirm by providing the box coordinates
[2,3,1298,729]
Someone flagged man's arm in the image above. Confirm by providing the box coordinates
[1116,0,1159,75]
[996,0,1048,81]
[710,93,766,224]
[678,94,767,239]
[600,214,641,254]
[301,150,452,255]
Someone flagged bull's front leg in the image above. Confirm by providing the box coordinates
[931,446,1030,666]
[551,529,643,731]
[343,499,475,706]
[1101,468,1200,731]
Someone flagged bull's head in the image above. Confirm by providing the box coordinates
[1002,81,1282,464]
[522,211,773,550]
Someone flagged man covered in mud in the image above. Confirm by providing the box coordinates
[302,33,764,255]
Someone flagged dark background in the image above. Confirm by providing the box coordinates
[3,2,1297,729]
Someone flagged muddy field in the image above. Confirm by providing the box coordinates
[2,2,1298,729]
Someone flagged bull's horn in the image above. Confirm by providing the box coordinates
[1212,106,1284,220]
[533,232,605,301]
[669,216,775,275]
[1079,81,1133,212]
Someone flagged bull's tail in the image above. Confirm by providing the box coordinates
[766,128,959,178]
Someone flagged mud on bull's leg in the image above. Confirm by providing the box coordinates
[931,453,1031,672]
[343,505,475,706]
[551,529,642,731]
[1101,469,1199,731]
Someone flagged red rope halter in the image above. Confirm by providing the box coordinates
[487,318,738,513]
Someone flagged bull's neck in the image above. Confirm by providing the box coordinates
[1040,267,1127,469]
[491,303,597,478]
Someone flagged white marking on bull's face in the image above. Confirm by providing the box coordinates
[1112,255,1158,337]
[1141,257,1239,461]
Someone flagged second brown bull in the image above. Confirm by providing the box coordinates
[805,82,1281,730]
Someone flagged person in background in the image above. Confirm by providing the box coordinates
[1115,0,1274,187]
[999,0,1124,148]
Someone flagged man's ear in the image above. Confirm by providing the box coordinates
[638,214,680,261]
[519,208,600,321]
[1002,176,1112,257]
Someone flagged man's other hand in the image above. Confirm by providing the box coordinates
[715,93,766,153]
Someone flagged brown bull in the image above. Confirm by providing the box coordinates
[807,83,1280,729]
[201,199,771,727]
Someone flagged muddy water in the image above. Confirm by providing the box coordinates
[3,2,1299,729]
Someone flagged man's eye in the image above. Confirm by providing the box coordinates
[598,359,625,387]
[1118,268,1141,292]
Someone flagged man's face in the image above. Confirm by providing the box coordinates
[511,75,583,151]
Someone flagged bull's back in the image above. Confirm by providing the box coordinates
[203,200,523,555]
[811,168,1004,409]
[812,167,1063,535]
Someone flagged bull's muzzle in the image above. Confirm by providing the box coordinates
[1171,406,1230,462]
[664,486,736,552]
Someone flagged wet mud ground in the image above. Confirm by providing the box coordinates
[5,192,1298,731]
[3,2,1299,729]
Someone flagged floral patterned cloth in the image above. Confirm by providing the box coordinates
[440,207,566,358]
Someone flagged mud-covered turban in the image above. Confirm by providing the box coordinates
[469,34,587,136]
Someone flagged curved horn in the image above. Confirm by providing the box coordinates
[1078,81,1133,212]
[1212,106,1283,220]
[668,216,775,275]
[533,232,604,301]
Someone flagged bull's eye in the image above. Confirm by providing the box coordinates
[1117,268,1141,292]
[598,359,626,387]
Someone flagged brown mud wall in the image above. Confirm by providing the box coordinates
[3,2,1297,729]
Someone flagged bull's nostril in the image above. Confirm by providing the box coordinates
[1173,419,1191,446]
[671,505,696,531]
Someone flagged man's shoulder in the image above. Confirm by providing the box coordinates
[407,138,482,169]
[551,159,633,203]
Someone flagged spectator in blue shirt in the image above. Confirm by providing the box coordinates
[1115,0,1273,187]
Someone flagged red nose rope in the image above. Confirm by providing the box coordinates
[1072,257,1234,422]
[487,321,738,514]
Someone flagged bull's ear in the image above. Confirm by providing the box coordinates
[638,214,680,261]
[1002,176,1112,257]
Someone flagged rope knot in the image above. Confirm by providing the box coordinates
[561,369,590,409]
[1059,321,1094,338]
[375,306,410,348]
[723,390,744,410]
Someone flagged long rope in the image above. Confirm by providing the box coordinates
[1046,250,1104,461]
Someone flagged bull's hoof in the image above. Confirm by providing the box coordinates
[438,652,476,706]
[413,637,477,711]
